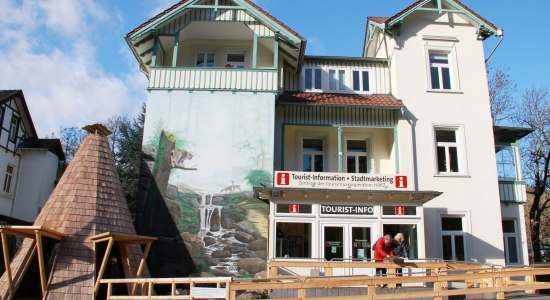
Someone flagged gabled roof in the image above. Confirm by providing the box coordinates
[278,92,403,109]
[0,90,38,139]
[126,0,306,74]
[363,0,501,56]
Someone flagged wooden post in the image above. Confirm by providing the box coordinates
[34,231,47,296]
[107,282,113,300]
[1,232,13,295]
[526,274,536,294]
[434,281,442,300]
[95,238,114,293]
[132,241,152,295]
[495,276,505,300]
[388,266,396,288]
[268,265,277,277]
[325,266,333,276]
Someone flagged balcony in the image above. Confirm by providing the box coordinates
[499,180,527,203]
[149,67,279,92]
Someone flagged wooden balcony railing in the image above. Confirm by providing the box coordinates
[149,67,279,92]
[499,180,527,203]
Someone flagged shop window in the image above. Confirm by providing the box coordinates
[3,164,14,194]
[496,146,519,180]
[302,138,324,172]
[345,139,369,173]
[352,70,369,92]
[382,206,417,216]
[276,204,312,214]
[9,116,19,142]
[226,53,245,68]
[304,68,322,90]
[196,52,215,68]
[383,224,418,259]
[502,220,520,264]
[275,222,311,258]
[441,216,466,261]
[435,127,463,174]
[328,69,346,91]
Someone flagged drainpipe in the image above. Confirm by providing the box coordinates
[401,107,419,191]
[485,29,504,63]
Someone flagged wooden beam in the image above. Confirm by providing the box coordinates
[94,238,114,293]
[34,231,47,296]
[131,241,152,295]
[1,232,13,295]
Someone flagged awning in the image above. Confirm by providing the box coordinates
[254,187,442,204]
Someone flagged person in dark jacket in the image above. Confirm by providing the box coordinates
[393,233,409,287]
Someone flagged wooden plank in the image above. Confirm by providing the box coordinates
[95,238,115,293]
[1,232,13,295]
[34,231,46,296]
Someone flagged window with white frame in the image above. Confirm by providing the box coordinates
[304,68,322,90]
[328,69,346,91]
[496,146,519,180]
[196,52,215,68]
[502,219,520,264]
[345,139,369,173]
[9,116,19,142]
[352,70,369,92]
[226,53,245,68]
[441,216,466,261]
[435,127,461,174]
[3,164,14,194]
[275,222,312,258]
[302,138,324,172]
[429,51,452,90]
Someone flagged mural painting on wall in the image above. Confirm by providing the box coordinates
[138,93,273,277]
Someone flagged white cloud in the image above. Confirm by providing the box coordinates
[0,0,146,137]
[306,36,327,55]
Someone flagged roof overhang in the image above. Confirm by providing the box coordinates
[493,126,533,144]
[255,187,442,205]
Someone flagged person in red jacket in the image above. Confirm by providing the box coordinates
[374,234,394,286]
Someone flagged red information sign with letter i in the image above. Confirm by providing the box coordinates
[395,176,407,188]
[277,172,290,185]
[395,206,405,215]
[289,204,299,213]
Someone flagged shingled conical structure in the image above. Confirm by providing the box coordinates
[0,125,152,299]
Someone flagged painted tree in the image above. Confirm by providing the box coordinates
[517,86,550,263]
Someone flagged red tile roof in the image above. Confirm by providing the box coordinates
[127,0,304,41]
[279,92,403,108]
[0,133,149,298]
[367,16,389,24]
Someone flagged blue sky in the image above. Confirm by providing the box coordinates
[0,0,548,136]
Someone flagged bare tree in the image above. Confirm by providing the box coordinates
[488,66,517,125]
[518,86,550,262]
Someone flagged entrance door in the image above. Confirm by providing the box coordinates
[322,224,372,261]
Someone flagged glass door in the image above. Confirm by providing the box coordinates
[351,226,372,260]
[323,226,344,261]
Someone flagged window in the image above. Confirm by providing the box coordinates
[276,204,312,214]
[496,146,519,180]
[429,51,452,90]
[345,139,369,173]
[435,128,460,173]
[328,69,346,91]
[352,70,369,92]
[226,53,245,68]
[302,138,324,172]
[196,52,215,68]
[502,220,520,264]
[304,68,322,90]
[3,165,14,194]
[9,116,19,142]
[383,224,419,259]
[275,222,311,258]
[441,216,465,261]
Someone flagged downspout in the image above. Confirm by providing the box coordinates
[401,107,419,191]
[485,29,504,63]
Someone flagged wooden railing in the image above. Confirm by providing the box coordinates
[499,180,527,202]
[98,262,550,300]
[149,67,279,92]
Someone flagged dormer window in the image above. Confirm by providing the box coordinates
[352,70,370,92]
[196,52,215,68]
[9,116,19,142]
[328,69,346,91]
[304,68,322,90]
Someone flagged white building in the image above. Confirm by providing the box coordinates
[127,0,529,276]
[0,90,65,224]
